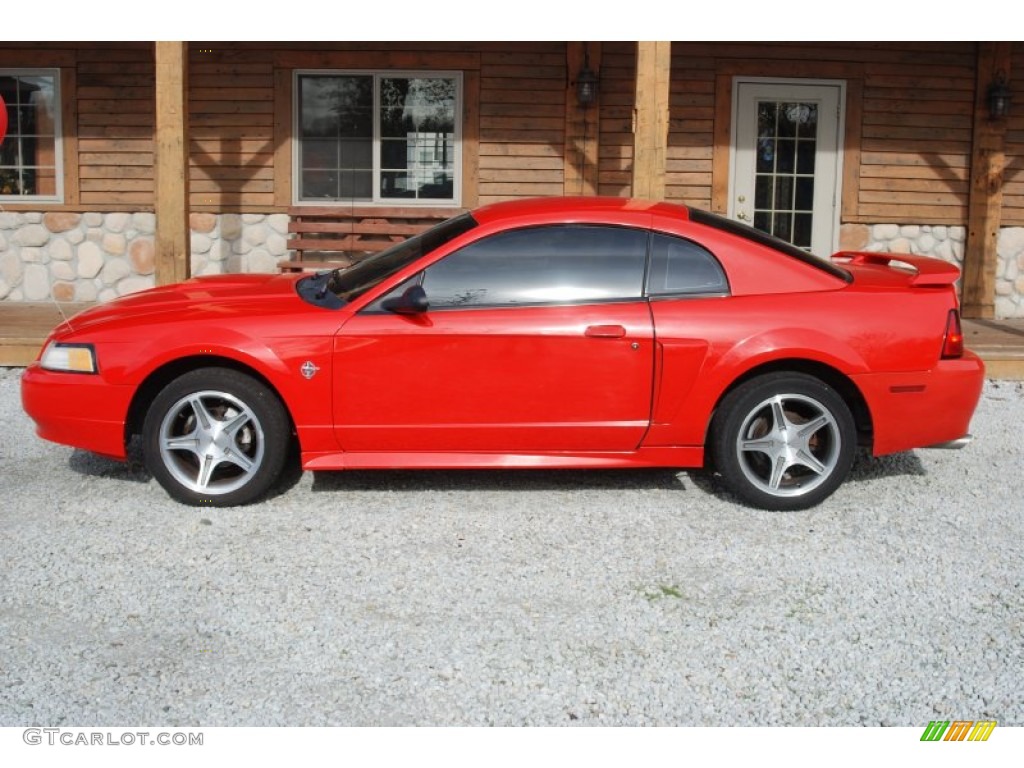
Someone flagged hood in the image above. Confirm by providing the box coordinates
[52,273,305,338]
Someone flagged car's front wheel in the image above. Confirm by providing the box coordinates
[710,373,856,511]
[142,368,291,506]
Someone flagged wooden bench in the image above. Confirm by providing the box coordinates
[279,206,462,273]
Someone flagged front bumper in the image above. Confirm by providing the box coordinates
[21,363,134,460]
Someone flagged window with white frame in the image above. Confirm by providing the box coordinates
[294,71,461,205]
[0,69,62,201]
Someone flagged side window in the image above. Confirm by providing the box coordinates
[646,232,729,297]
[421,225,648,309]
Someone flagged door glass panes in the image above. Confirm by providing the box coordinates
[0,73,59,197]
[753,100,818,250]
[422,225,648,308]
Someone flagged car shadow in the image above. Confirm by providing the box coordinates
[847,449,928,482]
[65,444,926,501]
[310,467,690,494]
[68,441,151,484]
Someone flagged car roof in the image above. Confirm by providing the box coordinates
[470,196,693,226]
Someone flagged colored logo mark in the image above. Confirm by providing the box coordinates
[920,720,997,742]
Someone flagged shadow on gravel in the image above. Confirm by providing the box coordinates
[847,449,927,482]
[69,448,150,484]
[310,467,690,494]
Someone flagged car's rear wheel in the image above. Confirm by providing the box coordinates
[710,373,856,511]
[142,368,290,507]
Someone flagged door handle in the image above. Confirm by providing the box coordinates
[584,324,627,338]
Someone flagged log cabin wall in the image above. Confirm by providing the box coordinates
[0,41,1009,217]
[1003,44,1024,227]
[0,41,1021,316]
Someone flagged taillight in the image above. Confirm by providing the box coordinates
[941,309,964,359]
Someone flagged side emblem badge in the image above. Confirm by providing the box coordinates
[300,361,320,380]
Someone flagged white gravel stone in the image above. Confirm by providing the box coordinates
[0,368,1020,727]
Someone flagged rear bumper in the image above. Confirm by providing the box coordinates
[851,351,985,457]
[21,363,133,460]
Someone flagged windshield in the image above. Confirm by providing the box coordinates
[328,213,478,303]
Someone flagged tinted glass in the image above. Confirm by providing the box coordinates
[331,213,478,303]
[647,233,729,296]
[420,225,648,309]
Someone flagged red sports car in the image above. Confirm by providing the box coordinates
[21,197,984,510]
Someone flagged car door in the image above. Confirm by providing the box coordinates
[332,224,655,452]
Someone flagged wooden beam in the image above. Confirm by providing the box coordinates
[154,42,190,285]
[962,42,1011,319]
[631,42,671,200]
[564,42,602,196]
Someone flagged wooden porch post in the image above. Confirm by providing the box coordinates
[154,42,190,285]
[962,42,1011,319]
[631,41,671,200]
[564,42,602,196]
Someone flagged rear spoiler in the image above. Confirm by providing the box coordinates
[831,251,961,287]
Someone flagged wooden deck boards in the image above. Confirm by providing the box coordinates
[2,301,1024,378]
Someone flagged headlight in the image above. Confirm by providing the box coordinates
[40,342,98,374]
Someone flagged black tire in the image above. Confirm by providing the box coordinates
[142,368,291,507]
[710,373,856,511]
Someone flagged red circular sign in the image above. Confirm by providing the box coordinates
[0,93,6,144]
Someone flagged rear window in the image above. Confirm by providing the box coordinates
[687,207,852,283]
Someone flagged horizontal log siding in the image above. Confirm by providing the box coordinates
[597,42,635,198]
[667,51,714,209]
[188,51,276,209]
[77,45,155,208]
[1002,44,1024,226]
[476,44,567,204]
[4,41,1019,229]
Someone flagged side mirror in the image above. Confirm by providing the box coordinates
[382,284,429,315]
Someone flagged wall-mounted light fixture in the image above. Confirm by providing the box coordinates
[576,47,599,108]
[988,71,1011,119]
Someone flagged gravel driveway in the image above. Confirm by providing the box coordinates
[1,366,1021,726]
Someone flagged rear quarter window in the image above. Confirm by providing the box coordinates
[646,232,729,296]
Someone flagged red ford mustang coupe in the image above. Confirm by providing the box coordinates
[22,197,984,510]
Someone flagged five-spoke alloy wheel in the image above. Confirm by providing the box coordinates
[711,373,856,510]
[143,368,290,506]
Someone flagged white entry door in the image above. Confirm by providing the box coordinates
[731,79,844,256]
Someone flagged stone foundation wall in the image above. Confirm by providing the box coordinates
[3,213,1024,318]
[0,212,290,303]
